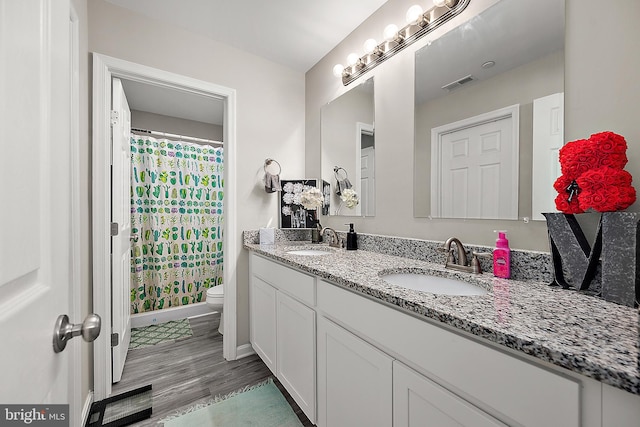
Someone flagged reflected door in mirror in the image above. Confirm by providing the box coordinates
[431,106,519,220]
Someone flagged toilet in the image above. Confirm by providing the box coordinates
[206,285,224,334]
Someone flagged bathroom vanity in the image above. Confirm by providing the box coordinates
[245,236,640,427]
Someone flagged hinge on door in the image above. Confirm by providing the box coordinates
[110,110,119,126]
[111,333,119,347]
[111,222,119,236]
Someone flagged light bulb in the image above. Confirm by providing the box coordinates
[363,39,378,55]
[405,5,424,24]
[333,64,344,77]
[433,0,446,7]
[383,24,399,42]
[347,53,360,66]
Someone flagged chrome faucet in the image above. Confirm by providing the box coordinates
[321,227,341,248]
[442,237,490,274]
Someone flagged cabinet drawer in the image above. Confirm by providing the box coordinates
[317,279,580,427]
[251,253,315,306]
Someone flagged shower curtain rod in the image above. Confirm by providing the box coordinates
[131,127,223,147]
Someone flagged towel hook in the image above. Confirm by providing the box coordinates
[333,166,348,181]
[264,158,281,175]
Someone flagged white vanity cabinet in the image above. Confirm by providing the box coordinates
[316,279,581,427]
[249,275,277,372]
[317,316,393,427]
[249,254,316,423]
[248,249,640,427]
[393,360,506,427]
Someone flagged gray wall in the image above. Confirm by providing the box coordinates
[87,0,305,367]
[131,110,223,142]
[414,50,564,218]
[321,85,374,214]
[306,0,640,252]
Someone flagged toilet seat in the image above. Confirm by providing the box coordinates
[206,285,223,300]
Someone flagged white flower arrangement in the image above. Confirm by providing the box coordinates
[340,188,359,209]
[300,187,324,210]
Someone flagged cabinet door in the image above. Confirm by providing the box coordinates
[277,292,316,423]
[394,361,506,427]
[250,276,277,373]
[317,316,392,427]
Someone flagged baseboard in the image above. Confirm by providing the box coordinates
[131,302,212,328]
[81,391,93,427]
[235,343,255,359]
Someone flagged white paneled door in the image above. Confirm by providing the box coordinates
[361,146,375,217]
[0,0,76,416]
[437,116,516,219]
[111,78,132,383]
[532,92,564,220]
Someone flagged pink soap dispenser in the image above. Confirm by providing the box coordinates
[493,230,511,279]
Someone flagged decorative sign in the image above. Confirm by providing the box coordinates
[279,179,319,229]
[544,212,639,307]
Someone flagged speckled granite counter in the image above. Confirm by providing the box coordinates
[244,240,640,395]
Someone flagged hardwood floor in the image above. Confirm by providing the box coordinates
[111,313,314,426]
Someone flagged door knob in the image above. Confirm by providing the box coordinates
[53,313,101,353]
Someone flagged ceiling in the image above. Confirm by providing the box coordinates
[415,0,565,105]
[108,0,388,127]
[120,79,224,125]
[104,0,388,73]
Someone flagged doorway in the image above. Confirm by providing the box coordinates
[92,53,238,401]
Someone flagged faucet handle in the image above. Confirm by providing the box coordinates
[472,251,492,258]
[439,246,455,264]
[470,251,491,274]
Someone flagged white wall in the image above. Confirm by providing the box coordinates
[305,0,640,252]
[88,0,306,348]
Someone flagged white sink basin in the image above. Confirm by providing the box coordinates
[286,249,332,256]
[381,273,488,296]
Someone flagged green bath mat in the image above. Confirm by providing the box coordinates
[129,318,193,349]
[161,378,303,427]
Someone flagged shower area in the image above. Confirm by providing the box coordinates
[121,78,225,326]
[130,136,223,314]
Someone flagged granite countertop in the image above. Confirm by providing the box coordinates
[244,241,640,395]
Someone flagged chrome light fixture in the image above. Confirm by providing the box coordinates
[335,0,470,86]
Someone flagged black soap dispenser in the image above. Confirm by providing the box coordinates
[345,223,358,250]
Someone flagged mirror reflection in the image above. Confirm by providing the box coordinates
[321,77,375,217]
[414,0,564,220]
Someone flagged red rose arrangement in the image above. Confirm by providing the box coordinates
[554,131,636,213]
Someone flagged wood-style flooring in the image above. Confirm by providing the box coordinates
[111,313,314,426]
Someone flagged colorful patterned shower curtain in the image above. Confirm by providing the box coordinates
[130,136,224,313]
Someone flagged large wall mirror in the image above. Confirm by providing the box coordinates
[321,77,375,217]
[414,0,564,220]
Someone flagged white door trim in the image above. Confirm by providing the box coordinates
[92,53,238,400]
[356,122,374,217]
[430,104,520,219]
[69,4,83,424]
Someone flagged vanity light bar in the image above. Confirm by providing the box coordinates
[335,0,470,86]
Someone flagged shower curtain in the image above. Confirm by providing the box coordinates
[130,136,224,313]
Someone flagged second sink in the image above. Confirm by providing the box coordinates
[381,272,488,296]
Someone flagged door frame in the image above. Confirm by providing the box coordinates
[69,3,85,423]
[430,104,519,219]
[355,122,374,217]
[92,53,238,400]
